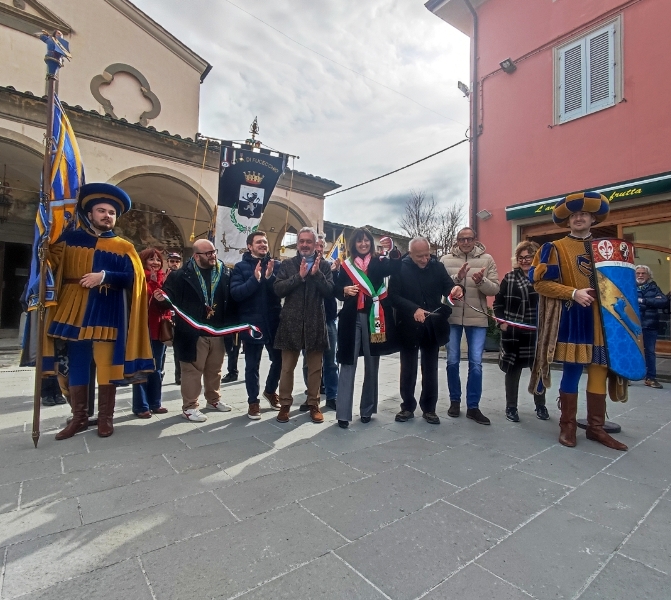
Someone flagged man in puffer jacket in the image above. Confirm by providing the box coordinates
[441,227,499,425]
[636,265,668,389]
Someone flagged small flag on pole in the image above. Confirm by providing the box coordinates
[327,231,346,262]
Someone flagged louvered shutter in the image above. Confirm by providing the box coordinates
[559,39,586,122]
[586,24,615,112]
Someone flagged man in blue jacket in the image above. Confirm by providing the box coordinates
[230,231,283,418]
[636,265,668,389]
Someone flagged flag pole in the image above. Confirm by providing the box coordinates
[32,31,67,448]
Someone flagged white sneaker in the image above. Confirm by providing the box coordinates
[182,408,207,422]
[206,401,232,412]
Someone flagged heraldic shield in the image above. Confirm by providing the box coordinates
[590,238,646,381]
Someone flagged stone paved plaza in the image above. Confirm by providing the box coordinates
[0,350,669,600]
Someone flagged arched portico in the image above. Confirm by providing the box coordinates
[110,167,214,253]
[259,197,312,257]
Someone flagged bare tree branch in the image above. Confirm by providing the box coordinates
[435,202,466,256]
[398,190,438,241]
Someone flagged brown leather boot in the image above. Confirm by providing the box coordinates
[585,391,628,451]
[97,384,116,438]
[276,405,291,423]
[55,385,89,440]
[558,391,578,448]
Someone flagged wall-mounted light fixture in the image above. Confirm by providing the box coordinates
[457,81,470,97]
[499,58,517,74]
[476,209,492,221]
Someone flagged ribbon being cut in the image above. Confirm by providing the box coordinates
[446,294,537,331]
[164,297,263,339]
[341,258,389,343]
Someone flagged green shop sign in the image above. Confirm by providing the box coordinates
[505,172,671,221]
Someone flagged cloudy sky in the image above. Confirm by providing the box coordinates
[133,0,471,234]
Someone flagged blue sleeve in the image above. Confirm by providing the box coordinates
[230,263,260,302]
[103,254,134,289]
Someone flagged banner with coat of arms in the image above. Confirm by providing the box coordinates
[215,143,287,266]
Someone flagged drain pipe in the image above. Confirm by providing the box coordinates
[462,0,479,228]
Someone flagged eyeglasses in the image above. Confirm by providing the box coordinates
[195,250,218,257]
[457,237,475,243]
[517,255,534,262]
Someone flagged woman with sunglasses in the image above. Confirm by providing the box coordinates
[493,241,548,422]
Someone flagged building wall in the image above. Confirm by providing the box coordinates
[1,0,203,138]
[470,0,671,270]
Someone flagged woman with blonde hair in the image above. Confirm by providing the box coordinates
[493,240,548,422]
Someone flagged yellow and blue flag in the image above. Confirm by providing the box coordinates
[26,95,84,311]
[327,231,346,262]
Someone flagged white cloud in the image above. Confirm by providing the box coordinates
[132,0,471,233]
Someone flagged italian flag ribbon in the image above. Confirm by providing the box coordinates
[342,258,388,343]
[165,298,263,338]
[445,295,536,330]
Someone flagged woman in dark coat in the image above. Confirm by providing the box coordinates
[636,265,668,389]
[334,228,401,428]
[493,241,548,422]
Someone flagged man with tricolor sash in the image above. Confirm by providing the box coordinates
[161,239,235,422]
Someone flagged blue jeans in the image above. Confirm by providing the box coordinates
[642,328,658,380]
[446,325,486,409]
[132,339,166,413]
[243,340,282,404]
[302,319,339,400]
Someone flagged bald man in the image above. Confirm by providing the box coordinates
[161,239,234,422]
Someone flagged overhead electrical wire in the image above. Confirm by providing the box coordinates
[221,0,466,126]
[325,137,469,197]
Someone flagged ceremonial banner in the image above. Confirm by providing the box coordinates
[590,238,646,381]
[215,144,287,266]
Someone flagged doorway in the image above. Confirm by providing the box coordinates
[0,242,32,329]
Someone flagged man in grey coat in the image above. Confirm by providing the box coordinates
[274,227,334,424]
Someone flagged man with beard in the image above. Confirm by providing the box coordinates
[160,239,233,422]
[46,183,154,440]
[230,231,283,419]
[273,227,334,424]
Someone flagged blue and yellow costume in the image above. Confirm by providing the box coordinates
[529,191,627,451]
[48,183,153,440]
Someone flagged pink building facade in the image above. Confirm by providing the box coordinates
[427,0,671,351]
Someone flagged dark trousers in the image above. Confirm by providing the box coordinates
[399,343,440,414]
[504,365,546,408]
[224,335,241,375]
[132,339,166,413]
[642,328,658,380]
[243,340,282,404]
[41,375,61,397]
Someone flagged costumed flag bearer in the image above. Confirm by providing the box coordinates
[45,183,154,440]
[529,192,628,451]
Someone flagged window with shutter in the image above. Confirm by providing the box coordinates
[556,20,619,124]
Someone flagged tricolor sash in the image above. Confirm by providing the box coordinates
[165,298,263,339]
[342,258,388,343]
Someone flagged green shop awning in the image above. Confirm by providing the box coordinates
[505,171,671,221]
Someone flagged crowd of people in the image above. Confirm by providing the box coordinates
[43,184,669,453]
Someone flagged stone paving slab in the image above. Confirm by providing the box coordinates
[0,353,669,600]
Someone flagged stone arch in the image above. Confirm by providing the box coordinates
[260,197,312,257]
[109,166,215,251]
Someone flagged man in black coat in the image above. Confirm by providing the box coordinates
[161,239,233,422]
[389,237,463,425]
[274,227,334,424]
[230,231,283,419]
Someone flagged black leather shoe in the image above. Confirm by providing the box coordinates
[395,409,414,422]
[423,412,440,425]
[466,408,491,425]
[299,403,310,412]
[221,372,238,383]
[54,394,67,405]
[41,395,57,407]
[325,399,337,410]
[360,416,371,423]
[447,401,460,418]
[338,420,349,429]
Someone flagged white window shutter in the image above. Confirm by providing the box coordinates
[559,39,586,122]
[586,24,615,112]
